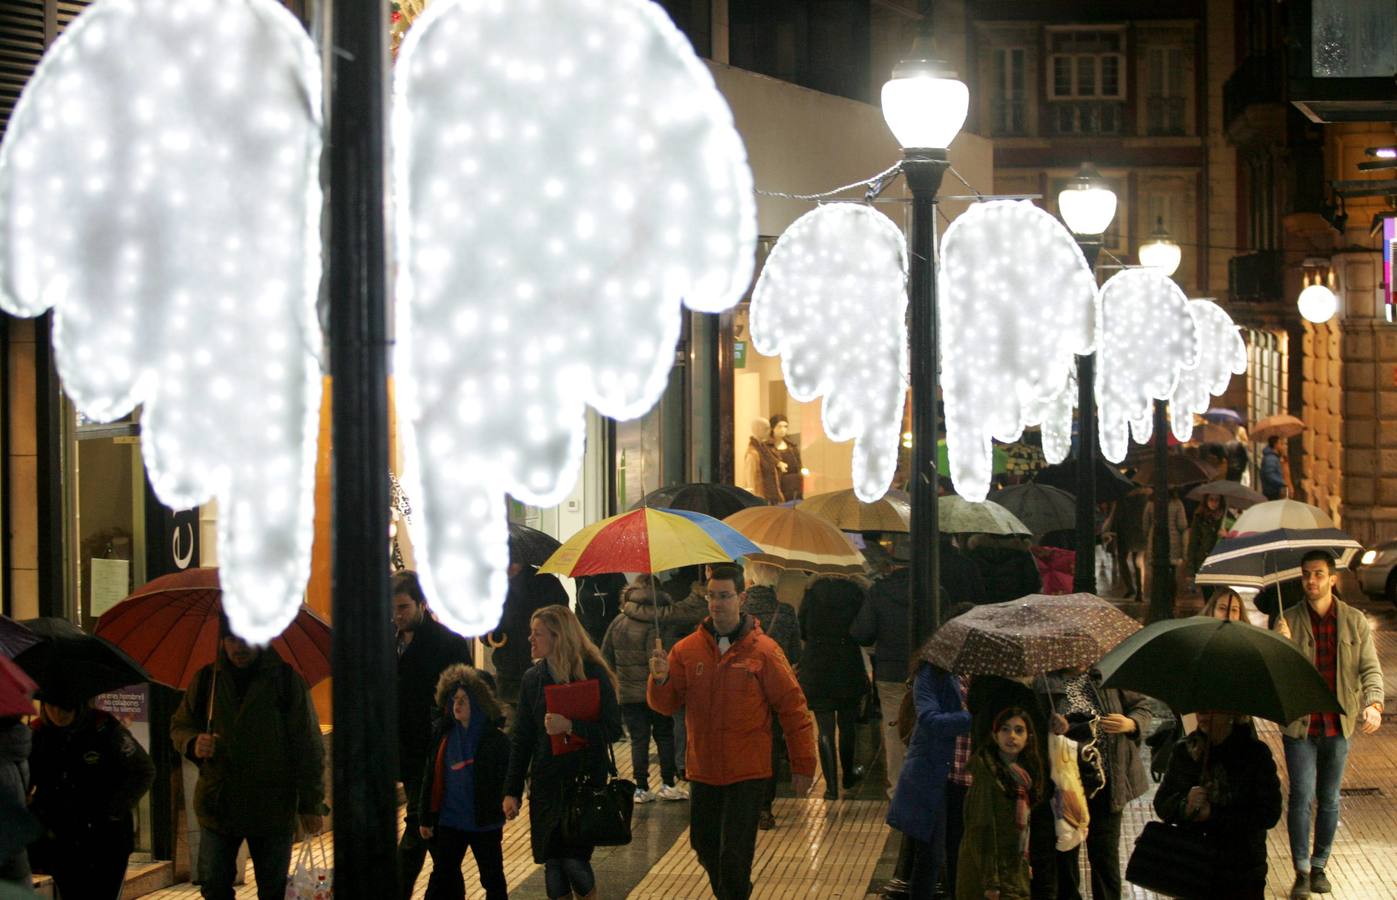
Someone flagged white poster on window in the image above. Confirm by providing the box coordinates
[89,557,130,617]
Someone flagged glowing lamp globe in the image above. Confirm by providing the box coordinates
[1139,216,1182,276]
[880,49,968,150]
[1298,283,1338,323]
[1057,163,1118,236]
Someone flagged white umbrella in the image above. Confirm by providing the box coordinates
[1232,499,1333,534]
[938,495,1032,536]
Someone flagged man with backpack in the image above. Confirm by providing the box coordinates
[170,615,325,900]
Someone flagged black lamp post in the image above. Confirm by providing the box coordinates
[1057,163,1117,594]
[880,27,967,646]
[325,0,397,895]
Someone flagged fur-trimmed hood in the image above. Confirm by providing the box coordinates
[433,664,503,726]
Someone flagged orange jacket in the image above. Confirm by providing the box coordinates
[647,614,816,787]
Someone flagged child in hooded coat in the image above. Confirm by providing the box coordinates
[418,664,512,900]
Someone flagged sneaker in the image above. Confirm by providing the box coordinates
[1290,870,1310,899]
[756,810,776,830]
[656,783,689,801]
[1309,868,1331,894]
[634,788,656,804]
[878,878,910,899]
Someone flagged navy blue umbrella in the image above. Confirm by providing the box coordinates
[1195,527,1361,590]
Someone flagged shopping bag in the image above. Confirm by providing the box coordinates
[285,836,332,899]
[1048,733,1089,851]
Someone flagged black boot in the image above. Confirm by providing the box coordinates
[839,717,863,789]
[819,733,839,799]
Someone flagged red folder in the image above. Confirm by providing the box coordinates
[544,678,600,756]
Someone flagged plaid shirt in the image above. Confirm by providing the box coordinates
[949,676,973,787]
[1308,604,1342,738]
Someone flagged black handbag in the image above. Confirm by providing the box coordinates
[1125,820,1220,898]
[560,738,635,847]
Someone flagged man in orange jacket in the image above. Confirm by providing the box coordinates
[648,563,816,900]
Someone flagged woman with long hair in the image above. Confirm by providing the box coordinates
[956,707,1043,900]
[503,605,623,900]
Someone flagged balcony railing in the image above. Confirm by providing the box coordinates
[1048,100,1125,136]
[1228,250,1285,302]
[1223,51,1285,129]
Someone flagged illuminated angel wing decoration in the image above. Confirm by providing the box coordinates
[1096,270,1200,463]
[1167,300,1246,441]
[749,205,907,501]
[0,0,324,644]
[939,201,1097,502]
[394,0,756,635]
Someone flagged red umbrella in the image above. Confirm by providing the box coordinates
[95,568,331,689]
[0,655,37,717]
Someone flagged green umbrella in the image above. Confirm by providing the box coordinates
[937,495,1031,536]
[1097,618,1342,725]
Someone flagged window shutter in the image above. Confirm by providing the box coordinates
[0,0,92,138]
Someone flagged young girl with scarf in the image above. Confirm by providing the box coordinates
[957,707,1042,900]
[418,664,511,899]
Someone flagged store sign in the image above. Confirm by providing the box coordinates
[1383,215,1394,323]
[145,481,200,580]
[734,340,747,368]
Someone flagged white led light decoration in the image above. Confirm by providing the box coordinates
[939,201,1096,501]
[0,0,324,644]
[1167,300,1247,442]
[750,205,908,502]
[1096,269,1200,464]
[394,0,756,636]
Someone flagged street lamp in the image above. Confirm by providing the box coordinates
[881,32,967,646]
[1057,163,1116,593]
[1297,269,1338,323]
[1139,216,1183,276]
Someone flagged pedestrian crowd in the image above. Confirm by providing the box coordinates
[0,499,1384,900]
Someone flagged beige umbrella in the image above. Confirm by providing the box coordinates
[1250,414,1305,443]
[797,489,910,533]
[937,495,1031,536]
[1231,498,1333,533]
[722,506,865,574]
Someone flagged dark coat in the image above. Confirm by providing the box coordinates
[1260,446,1285,496]
[0,717,31,884]
[417,665,509,832]
[504,659,623,863]
[397,615,475,782]
[575,573,626,649]
[170,648,325,836]
[744,585,801,667]
[886,664,970,844]
[30,709,154,853]
[661,582,709,648]
[797,577,867,710]
[489,568,570,699]
[1154,724,1281,889]
[967,544,1042,604]
[1041,671,1151,813]
[940,539,987,607]
[850,567,914,682]
[600,592,672,704]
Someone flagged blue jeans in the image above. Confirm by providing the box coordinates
[1282,734,1350,872]
[199,828,294,900]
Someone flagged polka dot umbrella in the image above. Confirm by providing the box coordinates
[923,593,1142,677]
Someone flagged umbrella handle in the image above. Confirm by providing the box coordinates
[205,666,217,733]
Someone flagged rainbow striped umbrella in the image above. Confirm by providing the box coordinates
[538,508,762,577]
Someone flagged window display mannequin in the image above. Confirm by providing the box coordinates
[744,418,779,497]
[762,414,804,503]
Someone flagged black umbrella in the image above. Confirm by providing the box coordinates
[1097,618,1342,725]
[1184,479,1267,509]
[630,482,765,519]
[1194,528,1362,591]
[13,624,151,707]
[1131,453,1215,487]
[991,483,1077,539]
[0,615,39,658]
[508,522,563,568]
[1034,457,1136,503]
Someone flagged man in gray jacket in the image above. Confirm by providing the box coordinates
[1281,551,1384,899]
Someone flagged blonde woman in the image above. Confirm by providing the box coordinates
[503,605,623,900]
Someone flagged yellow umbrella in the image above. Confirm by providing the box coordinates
[722,506,865,575]
[797,489,910,533]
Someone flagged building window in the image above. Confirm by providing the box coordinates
[991,47,1027,136]
[1047,28,1125,135]
[1146,46,1187,135]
